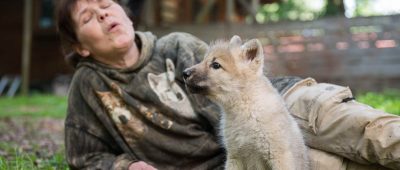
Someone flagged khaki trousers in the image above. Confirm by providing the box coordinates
[283,78,400,170]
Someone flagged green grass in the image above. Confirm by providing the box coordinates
[0,145,68,170]
[0,91,398,170]
[356,89,400,116]
[0,94,67,118]
[0,94,68,170]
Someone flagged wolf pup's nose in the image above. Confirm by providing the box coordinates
[183,68,192,80]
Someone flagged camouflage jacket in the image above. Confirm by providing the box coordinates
[64,31,302,170]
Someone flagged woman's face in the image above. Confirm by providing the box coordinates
[72,0,135,58]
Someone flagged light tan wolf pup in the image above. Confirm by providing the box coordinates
[183,35,309,170]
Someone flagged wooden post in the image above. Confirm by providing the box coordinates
[252,0,260,15]
[226,0,235,23]
[237,0,258,23]
[21,0,32,96]
[142,0,155,27]
[252,0,260,23]
[195,0,216,24]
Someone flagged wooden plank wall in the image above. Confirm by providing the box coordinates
[144,15,400,92]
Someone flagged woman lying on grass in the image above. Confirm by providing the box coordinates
[56,0,400,169]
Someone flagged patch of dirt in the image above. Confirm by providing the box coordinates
[0,117,65,159]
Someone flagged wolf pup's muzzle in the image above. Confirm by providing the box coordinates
[183,68,193,80]
[183,67,208,94]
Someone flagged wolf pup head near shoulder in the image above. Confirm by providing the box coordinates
[184,36,309,170]
[183,35,265,103]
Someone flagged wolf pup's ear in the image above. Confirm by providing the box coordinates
[229,35,242,47]
[241,39,264,75]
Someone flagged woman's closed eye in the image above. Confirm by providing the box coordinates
[82,13,93,24]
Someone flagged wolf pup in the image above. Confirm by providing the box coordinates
[183,36,309,170]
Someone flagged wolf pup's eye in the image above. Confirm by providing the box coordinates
[211,62,221,69]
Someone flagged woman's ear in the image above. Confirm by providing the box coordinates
[73,44,90,57]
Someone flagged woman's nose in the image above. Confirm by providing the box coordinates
[98,11,109,22]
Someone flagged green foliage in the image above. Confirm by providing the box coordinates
[356,89,400,115]
[0,145,68,170]
[256,0,328,23]
[0,94,67,118]
[353,0,376,17]
[255,0,400,23]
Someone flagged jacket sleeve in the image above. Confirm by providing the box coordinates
[65,69,137,170]
[65,125,135,170]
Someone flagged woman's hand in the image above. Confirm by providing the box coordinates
[128,161,157,170]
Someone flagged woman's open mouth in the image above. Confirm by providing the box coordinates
[108,22,120,32]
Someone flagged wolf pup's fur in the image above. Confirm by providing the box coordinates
[183,36,309,170]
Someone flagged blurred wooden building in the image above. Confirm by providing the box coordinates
[0,0,267,90]
[0,0,399,94]
[0,0,70,92]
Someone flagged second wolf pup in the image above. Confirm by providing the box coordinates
[183,36,309,170]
